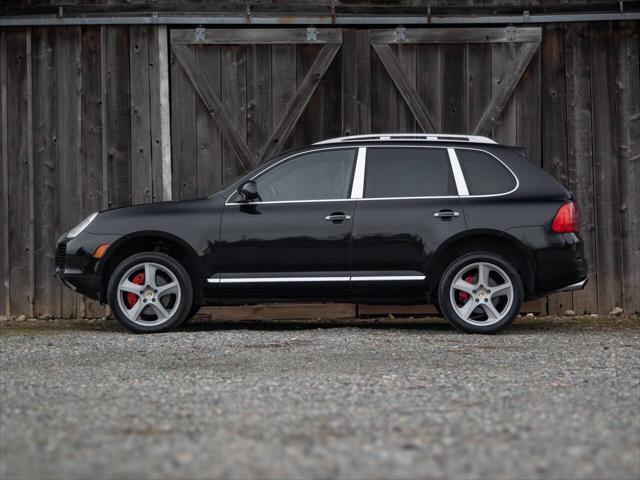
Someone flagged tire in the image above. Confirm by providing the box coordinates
[438,252,523,334]
[107,251,194,333]
[182,304,201,324]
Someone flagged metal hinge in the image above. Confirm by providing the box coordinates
[306,27,318,42]
[395,26,407,43]
[195,27,206,43]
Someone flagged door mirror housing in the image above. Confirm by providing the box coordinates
[237,180,259,202]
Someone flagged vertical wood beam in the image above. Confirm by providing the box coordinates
[157,25,172,201]
[615,22,640,314]
[0,31,8,316]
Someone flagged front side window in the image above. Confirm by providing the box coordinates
[456,149,517,195]
[254,148,356,202]
[364,147,455,198]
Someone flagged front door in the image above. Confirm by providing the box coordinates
[214,147,358,299]
[351,146,467,298]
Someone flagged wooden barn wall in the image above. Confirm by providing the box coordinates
[0,22,638,318]
[0,25,168,319]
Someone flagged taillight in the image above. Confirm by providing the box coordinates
[552,202,579,233]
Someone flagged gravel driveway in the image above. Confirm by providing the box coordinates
[1,315,639,480]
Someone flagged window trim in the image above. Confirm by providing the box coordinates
[454,147,520,198]
[225,144,519,206]
[357,145,458,200]
[225,146,359,205]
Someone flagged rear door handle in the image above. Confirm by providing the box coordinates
[434,210,460,219]
[325,213,351,223]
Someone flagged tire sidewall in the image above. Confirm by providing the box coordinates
[107,252,193,333]
[438,252,523,334]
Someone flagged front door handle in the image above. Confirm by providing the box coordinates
[434,210,460,220]
[325,213,351,223]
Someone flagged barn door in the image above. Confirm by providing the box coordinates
[169,28,342,200]
[360,27,542,158]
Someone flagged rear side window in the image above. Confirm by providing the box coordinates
[364,147,455,198]
[456,149,517,195]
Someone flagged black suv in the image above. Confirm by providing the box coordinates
[56,134,587,334]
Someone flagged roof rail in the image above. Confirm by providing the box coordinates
[314,133,497,145]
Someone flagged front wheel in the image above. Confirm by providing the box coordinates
[438,252,523,334]
[107,252,194,333]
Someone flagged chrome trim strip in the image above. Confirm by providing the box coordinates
[351,275,426,281]
[315,134,496,145]
[350,147,366,199]
[208,275,427,283]
[216,276,350,283]
[447,148,469,196]
[555,278,588,292]
[224,145,519,205]
[453,147,520,198]
[225,145,359,205]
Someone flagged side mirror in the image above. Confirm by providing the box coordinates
[237,180,258,201]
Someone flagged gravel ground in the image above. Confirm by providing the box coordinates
[1,315,639,480]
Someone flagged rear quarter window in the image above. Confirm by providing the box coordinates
[456,149,517,195]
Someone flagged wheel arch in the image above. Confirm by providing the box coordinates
[98,231,204,304]
[428,229,536,300]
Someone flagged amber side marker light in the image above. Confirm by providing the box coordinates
[93,244,110,258]
[552,202,579,233]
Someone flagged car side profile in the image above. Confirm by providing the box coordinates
[56,133,587,334]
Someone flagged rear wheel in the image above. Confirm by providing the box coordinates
[438,252,523,334]
[107,252,193,333]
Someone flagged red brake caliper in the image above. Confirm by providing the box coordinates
[126,272,145,308]
[457,275,475,303]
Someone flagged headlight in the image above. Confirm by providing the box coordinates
[67,212,98,239]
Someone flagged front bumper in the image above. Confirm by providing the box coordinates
[55,231,120,302]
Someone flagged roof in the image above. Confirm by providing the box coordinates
[314,134,497,145]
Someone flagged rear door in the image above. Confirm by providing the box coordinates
[351,146,467,297]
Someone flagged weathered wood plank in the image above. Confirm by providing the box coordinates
[355,30,371,134]
[393,43,417,132]
[370,27,542,45]
[322,41,341,141]
[156,25,172,202]
[466,43,492,133]
[341,29,358,136]
[473,42,539,136]
[105,26,131,209]
[564,22,597,315]
[56,27,82,318]
[200,303,356,322]
[372,43,436,133]
[195,44,223,196]
[516,48,541,165]
[32,27,60,318]
[416,44,442,132]
[148,25,163,202]
[220,45,248,181]
[170,43,197,200]
[173,43,253,176]
[260,43,341,162]
[81,25,105,318]
[590,22,623,314]
[615,21,640,314]
[0,31,8,315]
[247,44,272,161]
[294,44,324,147]
[271,44,296,151]
[129,25,153,205]
[6,29,33,317]
[541,24,572,315]
[171,28,343,45]
[491,42,517,144]
[441,43,466,133]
